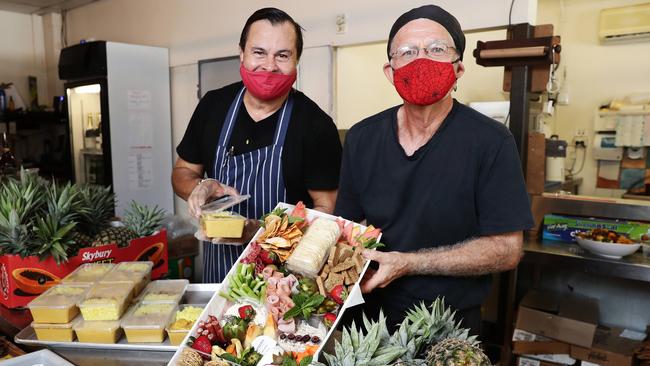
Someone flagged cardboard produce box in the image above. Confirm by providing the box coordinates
[517,356,568,366]
[513,329,572,355]
[0,230,168,309]
[516,290,599,348]
[570,327,645,366]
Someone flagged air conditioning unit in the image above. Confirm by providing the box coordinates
[599,3,650,43]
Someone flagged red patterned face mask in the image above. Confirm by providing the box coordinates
[240,64,297,101]
[392,58,457,106]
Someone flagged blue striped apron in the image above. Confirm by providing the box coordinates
[202,86,294,283]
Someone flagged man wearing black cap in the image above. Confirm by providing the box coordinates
[335,5,533,334]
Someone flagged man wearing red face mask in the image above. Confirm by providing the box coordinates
[335,5,533,334]
[173,8,342,283]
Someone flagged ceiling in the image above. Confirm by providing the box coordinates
[0,0,97,14]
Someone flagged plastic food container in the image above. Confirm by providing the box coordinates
[79,282,134,321]
[100,261,153,296]
[166,304,206,345]
[199,194,250,239]
[32,318,78,342]
[74,319,123,343]
[28,284,89,324]
[62,263,115,285]
[201,211,247,238]
[121,302,177,343]
[139,279,189,303]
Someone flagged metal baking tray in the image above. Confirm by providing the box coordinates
[14,283,219,352]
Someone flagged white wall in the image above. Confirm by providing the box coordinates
[0,10,48,107]
[538,0,650,196]
[65,0,534,67]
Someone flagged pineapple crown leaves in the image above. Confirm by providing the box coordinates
[0,178,45,224]
[43,182,83,226]
[405,299,479,351]
[0,209,34,256]
[323,317,406,366]
[33,215,77,264]
[323,297,480,366]
[123,200,166,237]
[77,184,115,236]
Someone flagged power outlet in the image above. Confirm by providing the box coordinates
[574,128,586,139]
[336,14,347,34]
[573,128,587,147]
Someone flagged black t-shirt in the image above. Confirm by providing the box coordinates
[335,100,534,326]
[177,82,342,208]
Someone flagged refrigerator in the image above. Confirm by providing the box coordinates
[59,41,174,216]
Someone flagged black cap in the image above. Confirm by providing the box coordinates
[387,5,465,61]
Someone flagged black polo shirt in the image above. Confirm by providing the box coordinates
[177,82,342,209]
[335,100,534,327]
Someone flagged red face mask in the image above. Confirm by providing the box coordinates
[239,64,297,101]
[392,58,457,106]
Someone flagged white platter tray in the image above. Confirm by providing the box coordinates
[1,349,75,366]
[14,283,220,353]
[167,202,375,365]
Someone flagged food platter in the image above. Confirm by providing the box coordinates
[168,202,377,365]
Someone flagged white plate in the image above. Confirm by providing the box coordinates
[576,237,641,259]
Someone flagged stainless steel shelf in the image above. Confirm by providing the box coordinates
[523,239,650,282]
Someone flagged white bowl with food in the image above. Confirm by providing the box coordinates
[576,237,641,259]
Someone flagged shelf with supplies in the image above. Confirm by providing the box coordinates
[594,108,650,132]
[80,148,103,155]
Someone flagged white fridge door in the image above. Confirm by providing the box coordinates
[106,42,173,216]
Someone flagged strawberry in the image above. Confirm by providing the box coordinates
[329,285,348,305]
[191,335,212,355]
[323,312,337,328]
[259,250,278,265]
[238,305,256,321]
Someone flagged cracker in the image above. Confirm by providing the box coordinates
[316,276,327,296]
[348,267,359,283]
[328,246,338,266]
[338,249,353,263]
[344,270,353,285]
[332,260,355,273]
[353,253,365,272]
[324,273,344,292]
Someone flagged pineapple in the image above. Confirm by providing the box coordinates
[319,311,407,366]
[405,299,478,351]
[425,338,491,366]
[315,298,485,366]
[122,200,165,238]
[92,226,137,247]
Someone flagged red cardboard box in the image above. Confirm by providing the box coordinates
[0,229,168,309]
[570,327,644,366]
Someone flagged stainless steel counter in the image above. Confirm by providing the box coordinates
[522,239,650,282]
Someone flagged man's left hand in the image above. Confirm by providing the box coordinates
[360,249,409,293]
